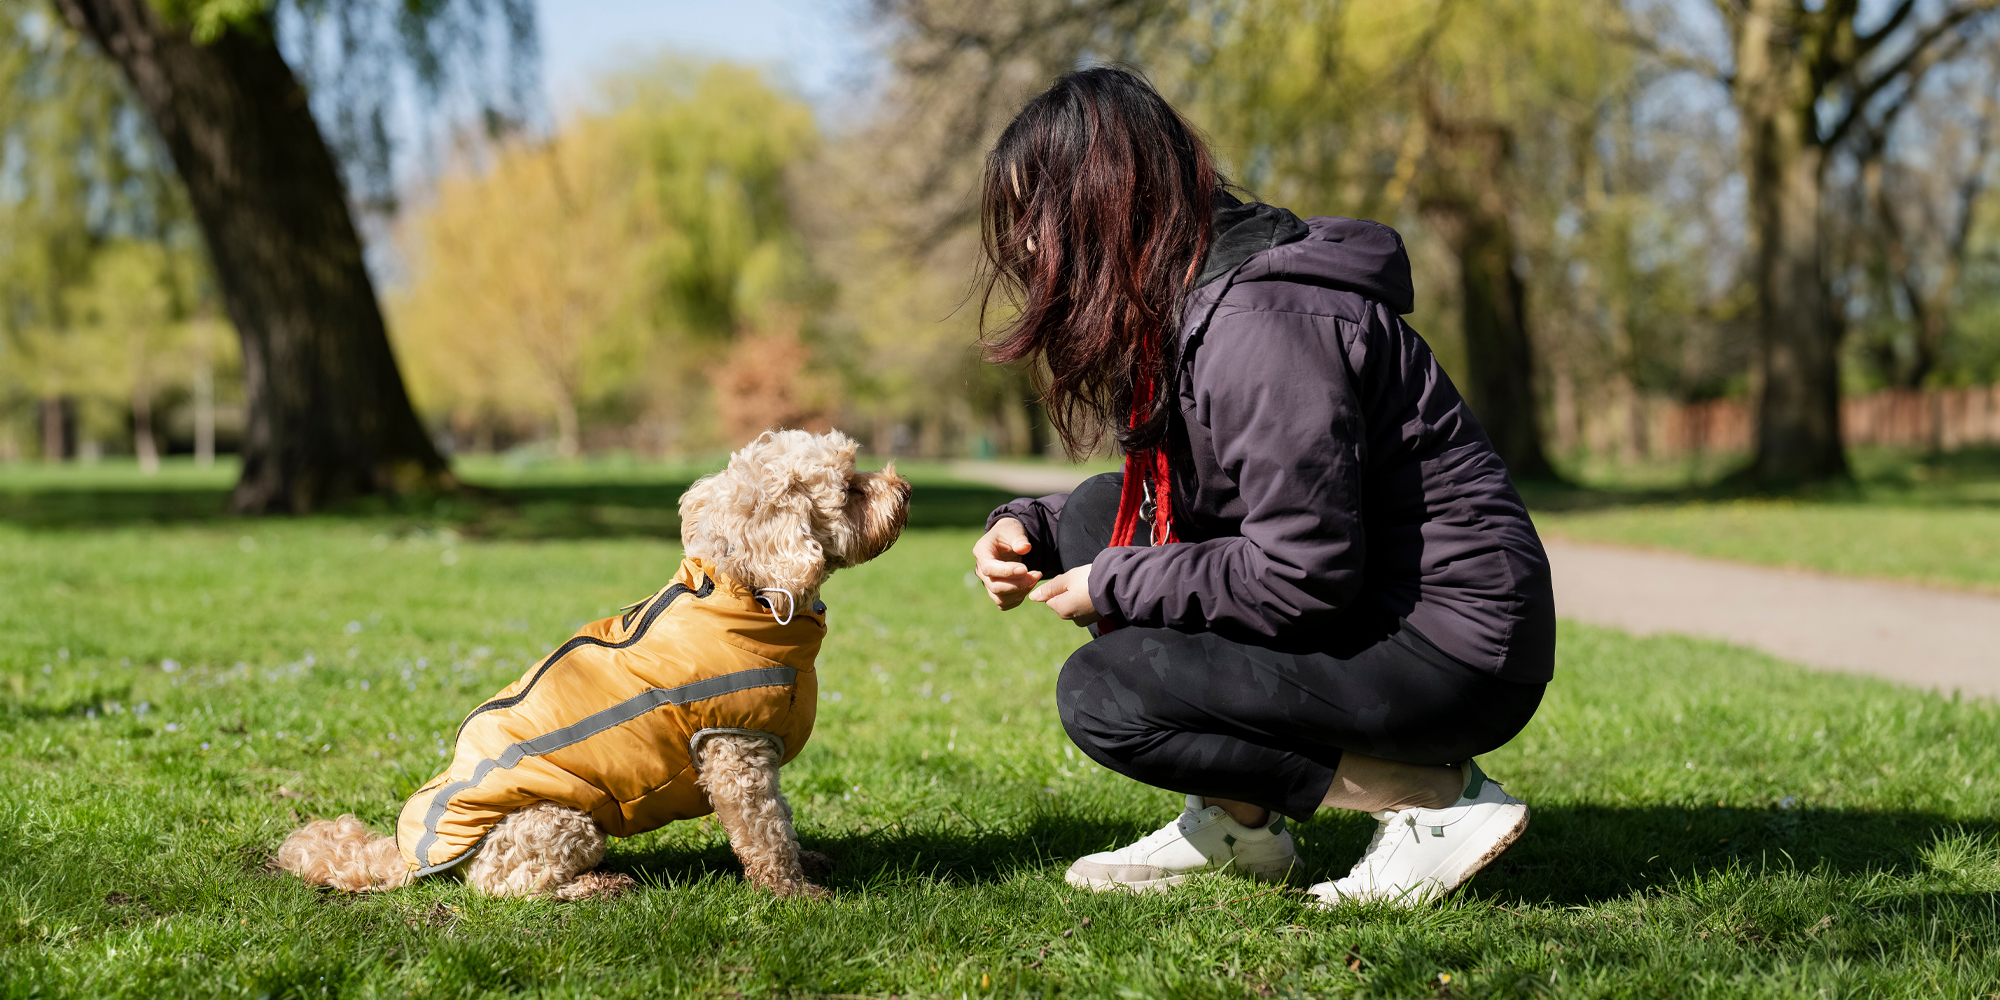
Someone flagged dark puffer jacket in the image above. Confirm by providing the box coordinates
[990,196,1557,683]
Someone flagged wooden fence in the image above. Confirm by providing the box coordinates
[1571,385,2000,459]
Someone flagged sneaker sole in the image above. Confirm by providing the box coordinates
[1309,802,1529,908]
[1417,801,1529,903]
[1064,855,1296,894]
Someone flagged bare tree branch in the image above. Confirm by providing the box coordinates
[1856,0,1920,57]
[1822,1,1998,148]
[1946,90,1997,260]
[1602,20,1732,86]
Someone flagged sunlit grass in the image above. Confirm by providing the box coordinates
[1,469,1997,997]
[1534,500,2000,591]
[1531,444,2000,590]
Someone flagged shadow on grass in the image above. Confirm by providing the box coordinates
[1468,803,1999,906]
[602,803,1997,906]
[0,485,239,529]
[0,682,136,722]
[11,442,1984,532]
[8,445,1994,532]
[0,478,1025,536]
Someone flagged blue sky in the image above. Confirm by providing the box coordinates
[537,0,883,113]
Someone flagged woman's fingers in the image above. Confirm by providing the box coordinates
[972,517,1033,563]
[1030,566,1098,625]
[984,569,1040,609]
[973,518,1039,611]
[1039,586,1098,625]
[989,517,1032,555]
[977,557,1031,580]
[1028,567,1077,604]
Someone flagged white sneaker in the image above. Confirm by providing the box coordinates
[1065,796,1297,893]
[1310,760,1527,907]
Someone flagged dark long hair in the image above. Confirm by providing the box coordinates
[979,67,1218,458]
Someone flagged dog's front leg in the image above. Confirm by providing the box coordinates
[696,734,826,898]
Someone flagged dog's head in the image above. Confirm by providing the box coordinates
[679,429,912,602]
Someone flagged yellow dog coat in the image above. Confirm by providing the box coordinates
[395,556,823,875]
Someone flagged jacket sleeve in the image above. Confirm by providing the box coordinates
[986,493,1068,579]
[1088,306,1366,641]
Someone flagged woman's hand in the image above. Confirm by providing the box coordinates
[972,517,1041,610]
[1030,564,1101,627]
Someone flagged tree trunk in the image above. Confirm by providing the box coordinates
[1864,148,1958,390]
[1551,365,1578,457]
[40,396,68,463]
[193,351,215,468]
[551,385,581,460]
[1734,0,1849,483]
[1901,290,1944,389]
[1418,106,1556,481]
[1426,202,1557,480]
[132,381,159,474]
[56,0,452,512]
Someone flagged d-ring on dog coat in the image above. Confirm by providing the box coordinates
[395,556,824,876]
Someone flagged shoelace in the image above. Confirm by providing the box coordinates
[1124,808,1202,856]
[1346,808,1415,881]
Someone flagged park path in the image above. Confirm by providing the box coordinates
[950,461,2000,699]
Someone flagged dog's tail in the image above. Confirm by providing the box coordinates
[276,815,413,891]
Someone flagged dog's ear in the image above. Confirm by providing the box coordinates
[838,464,911,567]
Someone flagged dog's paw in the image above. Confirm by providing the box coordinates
[554,871,636,901]
[770,880,831,900]
[798,850,836,883]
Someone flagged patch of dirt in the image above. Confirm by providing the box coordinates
[237,843,280,873]
[103,890,165,926]
[799,850,836,882]
[556,871,636,901]
[411,902,463,928]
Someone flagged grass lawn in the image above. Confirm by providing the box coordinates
[1530,446,2000,592]
[1532,501,2000,592]
[2,461,1998,998]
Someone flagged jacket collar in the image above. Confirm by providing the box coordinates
[674,556,828,640]
[1196,189,1311,288]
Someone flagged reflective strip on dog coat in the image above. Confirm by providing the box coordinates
[394,556,823,875]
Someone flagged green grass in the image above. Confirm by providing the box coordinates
[1529,446,2000,592]
[2,464,1999,998]
[1533,501,2000,592]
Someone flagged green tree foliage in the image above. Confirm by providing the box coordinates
[153,0,540,213]
[391,61,825,455]
[0,2,219,464]
[607,63,823,342]
[14,0,2000,473]
[1658,0,2000,481]
[60,239,227,470]
[48,0,541,511]
[818,0,1185,460]
[1178,0,1637,477]
[851,0,1654,470]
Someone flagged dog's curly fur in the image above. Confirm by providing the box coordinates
[679,426,909,603]
[275,814,412,892]
[277,429,909,899]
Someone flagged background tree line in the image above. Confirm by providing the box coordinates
[6,0,2000,509]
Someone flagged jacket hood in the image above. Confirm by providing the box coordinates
[1196,192,1415,315]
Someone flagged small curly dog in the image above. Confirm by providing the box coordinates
[277,429,910,899]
